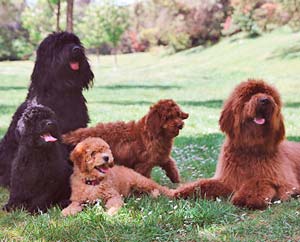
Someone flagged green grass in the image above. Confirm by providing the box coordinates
[1,28,300,241]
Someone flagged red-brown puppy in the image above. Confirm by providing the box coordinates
[63,99,188,183]
[175,79,300,209]
[62,137,174,216]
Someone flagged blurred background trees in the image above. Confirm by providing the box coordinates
[0,0,299,61]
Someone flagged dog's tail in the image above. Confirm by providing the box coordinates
[62,128,92,145]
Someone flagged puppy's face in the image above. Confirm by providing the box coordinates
[17,105,60,147]
[219,80,285,146]
[146,99,189,138]
[71,138,114,180]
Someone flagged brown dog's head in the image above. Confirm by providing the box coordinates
[70,137,114,180]
[219,79,285,149]
[145,99,189,139]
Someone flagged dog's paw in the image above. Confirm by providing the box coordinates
[61,205,82,216]
[151,189,160,198]
[2,203,12,212]
[106,206,119,216]
[231,195,269,210]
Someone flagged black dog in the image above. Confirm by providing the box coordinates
[0,32,94,187]
[3,105,71,213]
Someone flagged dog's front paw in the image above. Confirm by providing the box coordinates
[3,203,13,212]
[151,189,160,198]
[61,204,82,216]
[106,206,119,216]
[231,195,269,210]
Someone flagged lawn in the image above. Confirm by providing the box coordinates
[0,28,300,241]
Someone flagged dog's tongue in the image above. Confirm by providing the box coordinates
[41,133,57,142]
[100,167,109,174]
[254,117,265,125]
[70,62,79,71]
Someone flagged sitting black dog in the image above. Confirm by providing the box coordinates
[3,105,71,213]
[0,32,94,187]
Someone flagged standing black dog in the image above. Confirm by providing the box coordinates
[3,105,71,213]
[0,32,94,187]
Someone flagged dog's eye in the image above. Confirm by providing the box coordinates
[90,151,97,157]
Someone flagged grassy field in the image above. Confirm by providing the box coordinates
[0,28,300,241]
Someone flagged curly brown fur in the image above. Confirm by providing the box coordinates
[63,99,189,183]
[62,137,173,216]
[175,79,300,209]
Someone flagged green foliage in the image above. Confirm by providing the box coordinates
[21,0,66,46]
[130,0,229,53]
[167,32,191,53]
[277,0,300,30]
[233,10,261,37]
[76,4,107,53]
[101,0,129,48]
[0,28,14,60]
[11,37,34,60]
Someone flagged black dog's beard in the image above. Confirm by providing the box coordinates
[43,58,93,91]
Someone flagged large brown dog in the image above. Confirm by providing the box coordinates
[61,137,173,216]
[63,99,188,183]
[174,79,300,209]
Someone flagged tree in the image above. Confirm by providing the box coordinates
[66,0,74,32]
[47,0,61,31]
[101,0,129,66]
[276,0,300,30]
[77,3,107,58]
[21,0,57,45]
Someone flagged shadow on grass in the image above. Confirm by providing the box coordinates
[95,84,181,90]
[179,100,223,108]
[0,86,27,91]
[287,136,300,142]
[284,102,300,108]
[90,100,153,106]
[0,104,17,115]
[90,99,223,108]
[267,44,300,60]
[175,133,224,147]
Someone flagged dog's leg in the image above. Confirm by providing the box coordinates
[0,140,17,188]
[61,201,83,216]
[128,172,174,198]
[231,179,277,210]
[105,195,124,216]
[160,157,180,183]
[174,178,233,200]
[134,164,152,178]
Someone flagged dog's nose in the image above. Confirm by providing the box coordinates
[46,121,54,127]
[181,112,189,119]
[102,155,109,162]
[72,46,81,54]
[259,97,270,105]
[177,123,184,129]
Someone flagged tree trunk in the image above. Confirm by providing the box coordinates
[113,47,118,69]
[56,0,61,32]
[66,0,74,32]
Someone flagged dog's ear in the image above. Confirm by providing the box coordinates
[146,109,161,138]
[219,99,235,137]
[274,112,285,144]
[70,144,87,172]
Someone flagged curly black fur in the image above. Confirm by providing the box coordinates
[3,105,71,213]
[0,32,94,187]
